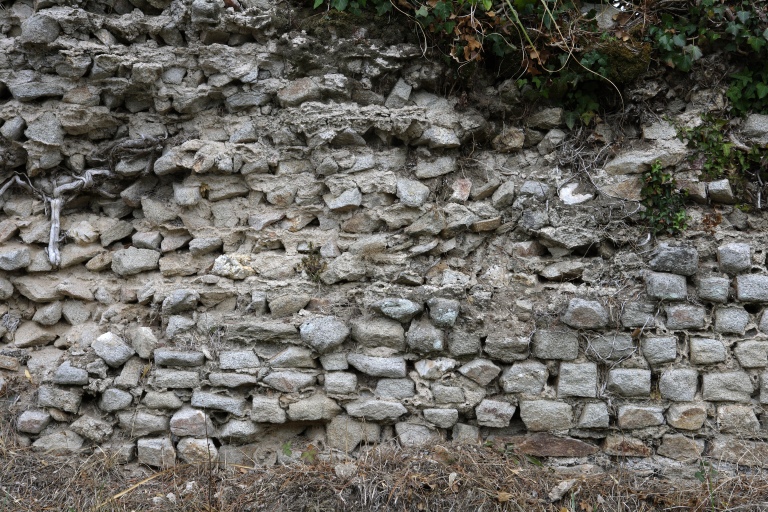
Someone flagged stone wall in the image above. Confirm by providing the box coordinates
[2,0,768,469]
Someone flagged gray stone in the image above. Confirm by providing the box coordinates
[578,402,610,428]
[161,289,200,314]
[111,247,160,276]
[396,178,430,207]
[268,346,316,368]
[718,243,751,274]
[714,307,749,334]
[659,368,698,401]
[743,113,768,144]
[734,341,768,368]
[325,188,362,212]
[657,434,704,461]
[484,332,529,362]
[665,304,706,330]
[433,384,464,404]
[189,237,223,255]
[415,156,456,179]
[20,14,61,43]
[452,423,481,443]
[132,231,163,250]
[375,378,415,399]
[347,354,406,378]
[70,415,113,443]
[491,180,516,209]
[557,362,597,398]
[532,329,579,360]
[561,298,608,329]
[620,302,656,328]
[92,332,135,367]
[32,431,83,455]
[385,78,412,108]
[735,274,768,302]
[0,116,26,140]
[114,358,144,389]
[208,373,259,387]
[137,437,176,468]
[371,298,423,323]
[666,403,707,430]
[117,410,168,437]
[519,400,573,431]
[708,179,735,204]
[607,369,651,397]
[38,385,81,413]
[14,322,57,348]
[349,317,404,350]
[414,358,457,380]
[251,396,286,423]
[191,391,247,416]
[690,338,726,364]
[16,410,51,434]
[395,423,440,447]
[142,391,183,409]
[100,220,134,247]
[717,405,760,433]
[492,127,525,152]
[165,316,196,338]
[268,293,311,317]
[697,277,730,303]
[0,246,30,271]
[10,276,64,302]
[702,372,753,402]
[319,353,349,371]
[155,348,205,367]
[325,372,358,394]
[646,272,688,300]
[426,298,460,327]
[61,301,91,325]
[320,253,366,284]
[423,409,458,428]
[649,244,699,276]
[0,278,13,300]
[641,336,677,365]
[500,361,547,394]
[262,371,316,392]
[345,399,407,421]
[448,329,482,357]
[217,420,262,443]
[326,415,380,451]
[588,333,635,361]
[154,369,200,389]
[129,327,158,359]
[475,399,516,427]
[406,317,444,353]
[211,254,255,280]
[219,350,260,370]
[617,405,664,429]
[287,394,342,421]
[177,438,218,464]
[527,108,563,129]
[53,362,89,386]
[459,359,501,386]
[299,316,349,353]
[99,388,133,412]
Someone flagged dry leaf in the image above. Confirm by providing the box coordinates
[497,491,513,502]
[24,368,32,382]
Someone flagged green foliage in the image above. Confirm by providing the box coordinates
[727,62,768,116]
[679,115,768,208]
[639,161,687,236]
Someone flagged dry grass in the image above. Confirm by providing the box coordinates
[3,376,768,511]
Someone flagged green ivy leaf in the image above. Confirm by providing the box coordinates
[313,0,324,8]
[757,82,768,99]
[414,5,429,17]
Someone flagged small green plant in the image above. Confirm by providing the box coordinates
[281,441,293,457]
[296,242,326,283]
[639,161,688,236]
[695,460,718,511]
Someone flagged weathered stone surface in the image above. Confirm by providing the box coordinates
[219,350,260,370]
[299,316,350,354]
[406,317,444,353]
[38,385,81,413]
[484,332,529,362]
[646,272,687,300]
[154,369,200,389]
[111,247,160,276]
[659,368,698,401]
[325,372,358,394]
[532,329,578,360]
[702,372,753,402]
[717,242,751,274]
[396,178,430,207]
[500,361,548,394]
[161,289,200,314]
[452,423,481,444]
[347,354,406,378]
[117,412,169,437]
[735,274,768,302]
[375,378,415,398]
[717,404,760,433]
[657,434,704,461]
[665,304,706,330]
[350,317,404,350]
[426,297,460,327]
[607,369,650,397]
[262,371,316,392]
[641,336,677,365]
[177,438,218,464]
[32,431,83,455]
[70,415,113,443]
[414,358,457,380]
[53,362,89,386]
[459,359,501,386]
[191,391,247,416]
[709,438,768,467]
[617,405,664,429]
[620,302,656,328]
[588,333,634,361]
[251,396,286,424]
[578,402,610,428]
[423,408,458,428]
[345,399,407,421]
[519,400,573,431]
[667,403,707,430]
[287,394,342,421]
[697,276,730,303]
[170,408,214,438]
[475,399,516,427]
[714,307,749,334]
[371,298,423,322]
[649,244,698,276]
[561,298,608,329]
[327,415,380,451]
[515,433,599,457]
[14,322,57,348]
[16,410,51,434]
[690,338,726,364]
[557,362,597,398]
[129,327,158,359]
[92,332,135,368]
[0,246,30,271]
[154,349,205,367]
[603,435,651,457]
[99,388,134,412]
[138,437,176,468]
[734,340,768,368]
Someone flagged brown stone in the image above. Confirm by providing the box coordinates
[657,434,704,462]
[0,355,20,371]
[471,217,502,232]
[666,403,707,430]
[515,433,599,457]
[603,435,652,457]
[709,437,768,467]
